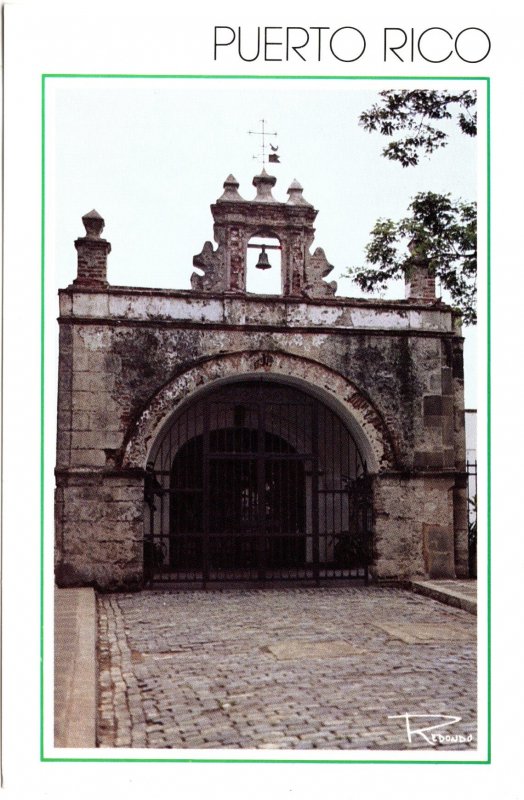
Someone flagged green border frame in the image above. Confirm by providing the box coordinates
[41,73,491,765]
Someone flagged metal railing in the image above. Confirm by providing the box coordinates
[466,459,477,578]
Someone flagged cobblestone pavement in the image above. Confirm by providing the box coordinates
[97,587,477,751]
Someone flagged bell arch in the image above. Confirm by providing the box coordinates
[246,231,282,294]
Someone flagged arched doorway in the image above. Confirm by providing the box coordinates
[144,380,373,585]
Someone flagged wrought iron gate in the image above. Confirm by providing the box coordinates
[144,381,373,585]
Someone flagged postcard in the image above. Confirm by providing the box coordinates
[2,2,519,798]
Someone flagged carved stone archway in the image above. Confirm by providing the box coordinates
[122,350,397,473]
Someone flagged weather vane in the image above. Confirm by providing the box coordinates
[248,119,280,167]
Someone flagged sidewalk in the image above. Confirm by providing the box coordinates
[410,579,477,615]
[54,587,97,748]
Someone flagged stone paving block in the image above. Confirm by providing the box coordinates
[265,640,367,660]
[96,587,477,751]
[372,622,476,644]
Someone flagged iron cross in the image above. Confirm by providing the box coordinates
[248,119,278,167]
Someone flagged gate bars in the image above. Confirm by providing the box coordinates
[144,381,373,585]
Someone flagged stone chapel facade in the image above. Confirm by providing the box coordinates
[55,170,468,590]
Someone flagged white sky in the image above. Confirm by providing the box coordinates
[47,78,479,405]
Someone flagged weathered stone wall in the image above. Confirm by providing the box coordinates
[373,474,456,579]
[55,286,467,589]
[59,334,456,471]
[55,472,143,590]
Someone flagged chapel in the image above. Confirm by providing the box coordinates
[55,169,468,589]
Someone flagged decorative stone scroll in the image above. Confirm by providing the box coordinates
[191,241,227,293]
[304,247,337,298]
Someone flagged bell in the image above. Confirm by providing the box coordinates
[255,245,271,270]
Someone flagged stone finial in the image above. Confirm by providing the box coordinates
[74,209,111,287]
[287,179,312,207]
[81,209,105,238]
[252,169,277,203]
[405,236,436,302]
[217,174,245,203]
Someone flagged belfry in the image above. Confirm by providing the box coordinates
[191,170,336,298]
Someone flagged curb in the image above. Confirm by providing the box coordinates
[410,580,477,615]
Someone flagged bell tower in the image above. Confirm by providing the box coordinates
[191,170,337,299]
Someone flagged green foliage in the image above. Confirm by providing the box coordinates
[345,192,477,326]
[360,89,477,167]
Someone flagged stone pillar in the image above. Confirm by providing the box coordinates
[373,474,456,580]
[74,209,111,287]
[282,228,306,296]
[227,224,247,292]
[452,325,469,577]
[405,237,435,301]
[55,471,144,591]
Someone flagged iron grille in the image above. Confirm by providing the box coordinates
[144,381,373,585]
[467,459,477,579]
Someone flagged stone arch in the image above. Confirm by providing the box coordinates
[245,230,282,294]
[122,351,397,472]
